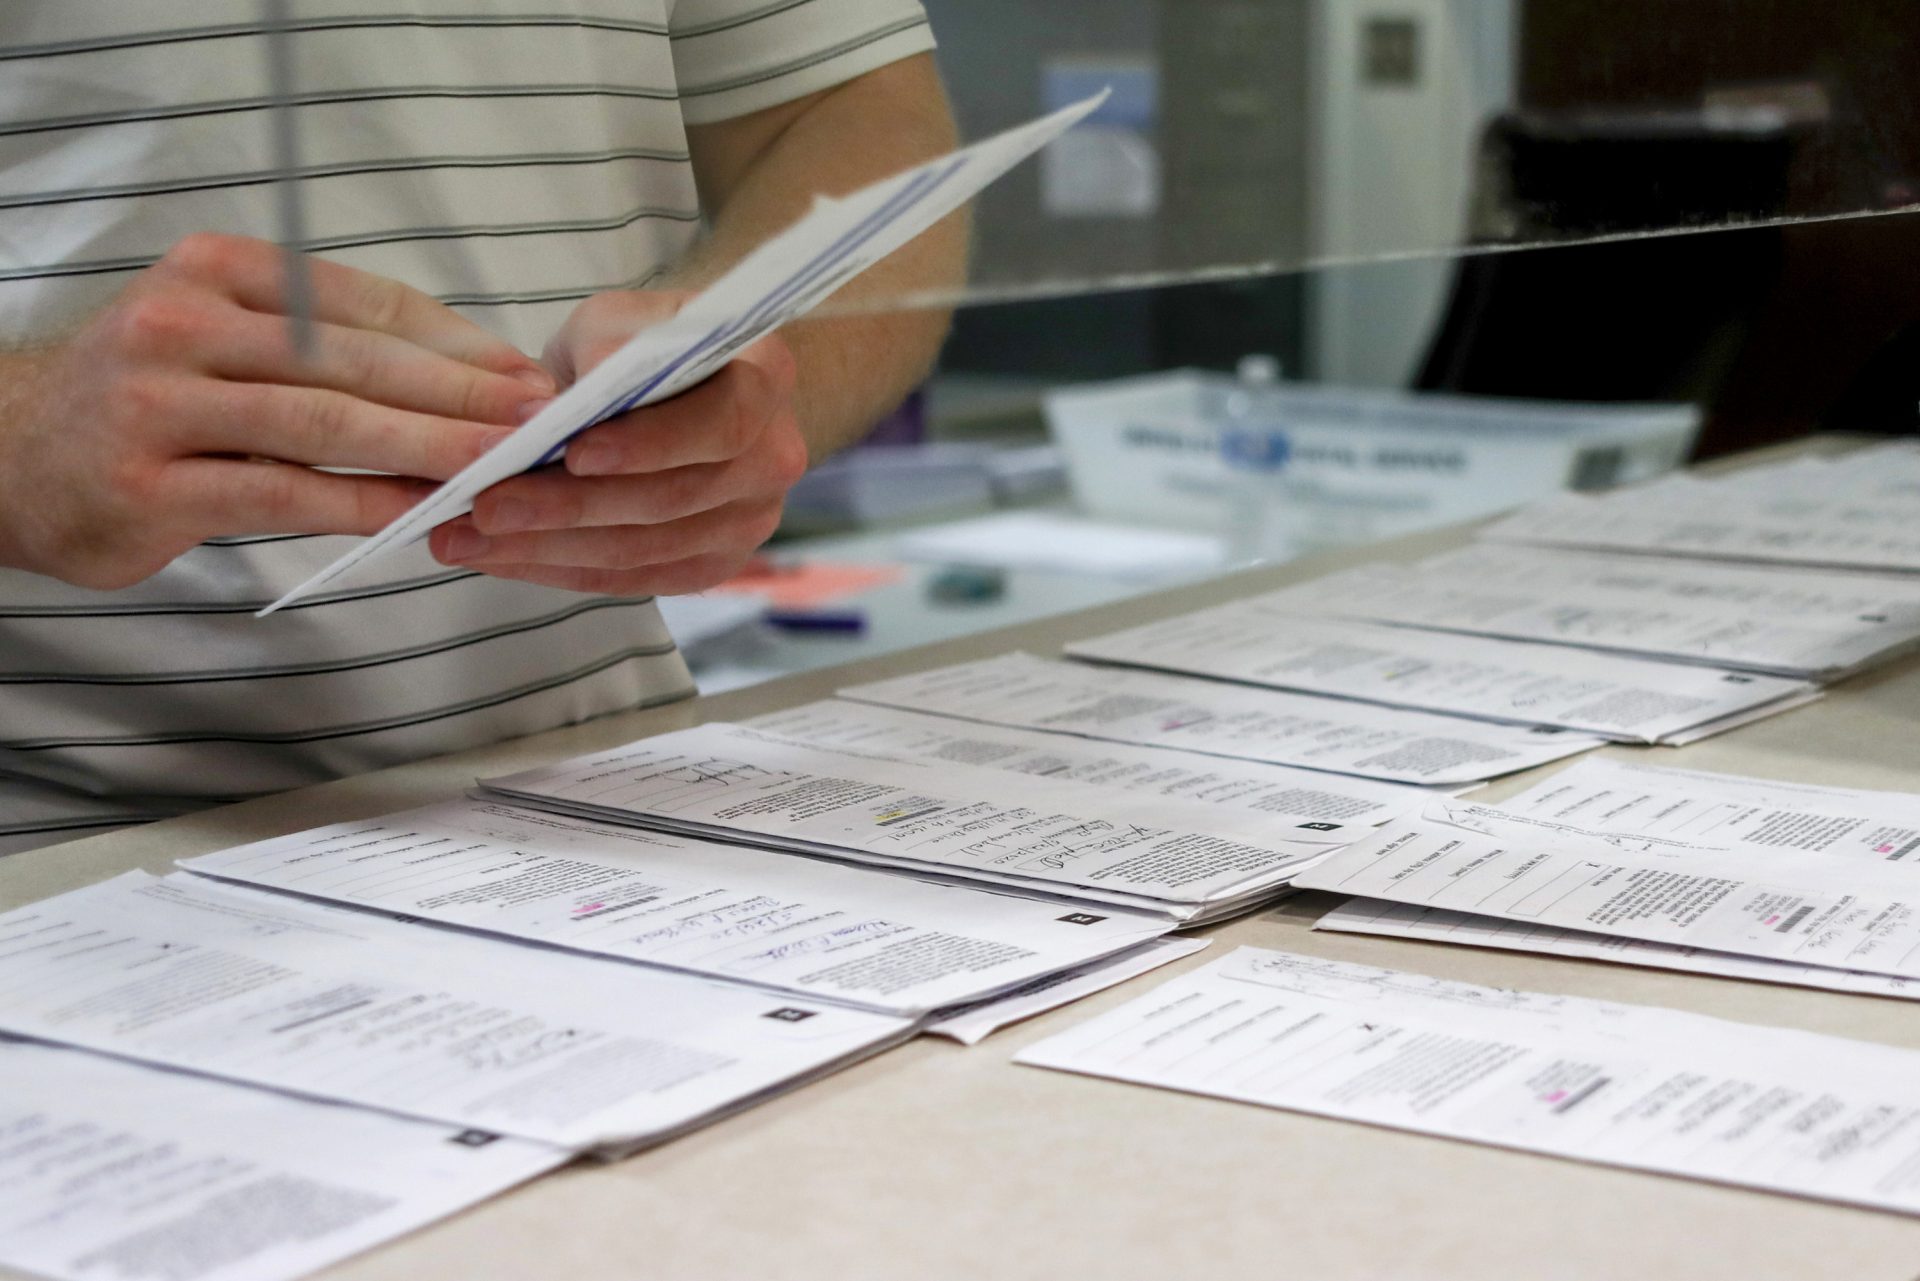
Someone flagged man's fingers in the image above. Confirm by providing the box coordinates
[192,380,511,481]
[462,551,754,598]
[158,233,552,385]
[436,498,783,570]
[471,425,805,534]
[542,289,689,383]
[563,358,788,476]
[170,460,435,538]
[204,314,549,426]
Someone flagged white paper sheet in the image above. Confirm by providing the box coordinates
[1066,608,1816,743]
[1311,760,1920,998]
[482,722,1344,922]
[1484,466,1920,573]
[1500,758,1920,862]
[1315,898,1920,1001]
[1018,946,1920,1216]
[1255,544,1920,677]
[745,699,1434,832]
[0,1037,565,1281]
[179,797,1169,1017]
[0,872,910,1151]
[921,936,1210,1045]
[837,653,1604,785]
[261,92,1106,614]
[1289,801,1920,981]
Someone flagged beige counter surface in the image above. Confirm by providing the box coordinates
[8,442,1920,1281]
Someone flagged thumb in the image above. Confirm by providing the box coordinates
[542,289,693,385]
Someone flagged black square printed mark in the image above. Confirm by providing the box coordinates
[764,1007,817,1022]
[1057,912,1108,925]
[450,1130,501,1147]
[1297,821,1343,831]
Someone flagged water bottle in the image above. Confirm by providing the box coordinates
[1218,354,1289,565]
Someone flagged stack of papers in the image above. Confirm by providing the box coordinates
[1315,759,1920,998]
[181,797,1172,1017]
[1485,444,1920,573]
[0,1037,567,1281]
[0,872,913,1154]
[1256,543,1920,678]
[921,936,1210,1045]
[1291,778,1920,985]
[838,652,1604,785]
[1019,946,1920,1215]
[745,699,1436,832]
[480,722,1350,924]
[263,90,1108,614]
[1066,606,1817,744]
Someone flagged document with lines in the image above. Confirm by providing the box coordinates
[0,872,910,1152]
[1484,462,1920,573]
[1251,544,1920,677]
[1290,800,1920,980]
[1065,606,1816,744]
[180,796,1169,1017]
[1316,898,1920,1002]
[0,1037,565,1281]
[481,722,1346,923]
[744,699,1436,830]
[1018,947,1920,1216]
[922,936,1210,1045]
[1316,760,1920,998]
[263,92,1106,614]
[1500,758,1920,863]
[836,652,1603,785]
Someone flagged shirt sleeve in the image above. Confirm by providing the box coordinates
[667,0,935,125]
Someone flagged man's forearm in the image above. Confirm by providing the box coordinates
[677,54,968,459]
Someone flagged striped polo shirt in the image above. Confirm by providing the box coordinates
[0,0,936,855]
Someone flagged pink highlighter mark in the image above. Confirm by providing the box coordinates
[573,903,606,916]
[1765,914,1781,924]
[1543,1091,1569,1103]
[1879,844,1896,853]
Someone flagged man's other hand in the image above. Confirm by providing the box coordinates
[0,233,554,590]
[428,290,808,597]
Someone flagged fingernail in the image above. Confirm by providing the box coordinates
[443,527,490,561]
[512,366,557,394]
[485,497,536,533]
[474,427,515,458]
[515,398,552,425]
[570,443,616,475]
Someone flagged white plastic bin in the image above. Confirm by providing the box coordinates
[1043,371,1700,552]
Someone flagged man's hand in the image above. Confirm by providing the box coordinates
[427,290,809,597]
[0,233,554,590]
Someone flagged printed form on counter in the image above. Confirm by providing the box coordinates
[744,699,1437,828]
[1483,463,1920,573]
[480,722,1347,924]
[921,936,1211,1045]
[180,796,1171,1017]
[835,653,1603,785]
[1065,606,1817,744]
[1316,759,1920,998]
[0,1037,566,1281]
[0,872,911,1153]
[1018,946,1920,1216]
[1250,544,1920,678]
[1289,797,1920,981]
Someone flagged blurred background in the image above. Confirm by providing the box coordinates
[674,0,1920,687]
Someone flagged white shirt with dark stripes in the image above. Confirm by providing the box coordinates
[0,0,935,855]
